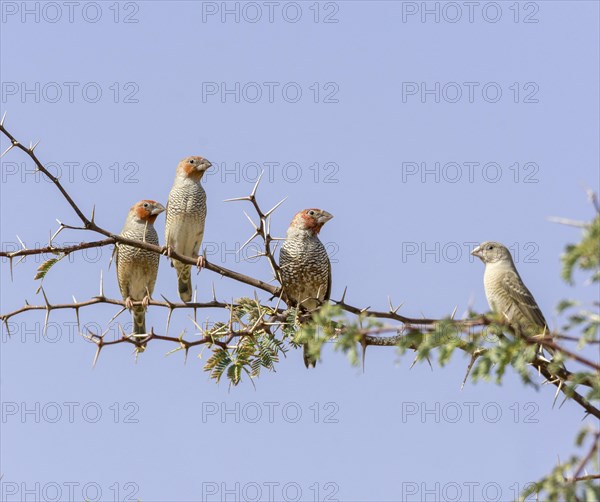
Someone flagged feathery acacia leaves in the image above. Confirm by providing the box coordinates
[0,120,598,501]
[34,255,63,281]
[561,214,600,284]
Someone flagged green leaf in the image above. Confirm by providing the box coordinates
[34,256,62,281]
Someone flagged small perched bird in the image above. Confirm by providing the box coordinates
[279,208,333,368]
[471,241,549,341]
[164,156,211,302]
[115,200,166,335]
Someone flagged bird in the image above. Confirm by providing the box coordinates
[471,241,551,347]
[115,199,166,336]
[279,208,333,368]
[164,155,212,302]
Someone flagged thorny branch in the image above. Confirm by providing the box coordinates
[1,118,599,425]
[569,430,600,482]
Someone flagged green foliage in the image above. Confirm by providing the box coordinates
[202,298,287,386]
[34,254,66,292]
[520,427,600,502]
[199,201,600,498]
[296,304,343,366]
[204,348,232,384]
[561,214,600,284]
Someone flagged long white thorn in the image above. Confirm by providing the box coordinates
[243,210,258,230]
[16,235,26,250]
[0,144,14,159]
[223,195,251,203]
[72,295,80,332]
[30,139,40,152]
[99,270,105,297]
[450,305,458,320]
[264,197,288,217]
[250,171,265,198]
[107,307,127,326]
[239,230,259,254]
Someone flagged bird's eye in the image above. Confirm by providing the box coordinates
[143,203,149,208]
[189,159,195,164]
[308,210,315,216]
[487,245,494,250]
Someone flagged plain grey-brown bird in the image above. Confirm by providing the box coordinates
[471,241,550,343]
[116,200,165,334]
[164,156,211,302]
[279,208,333,368]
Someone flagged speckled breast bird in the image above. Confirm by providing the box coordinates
[279,208,333,367]
[471,241,548,339]
[116,200,165,335]
[164,156,211,302]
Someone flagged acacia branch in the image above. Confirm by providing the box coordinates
[225,172,286,285]
[533,336,600,372]
[0,296,233,323]
[1,120,91,226]
[1,121,280,296]
[570,430,600,481]
[360,328,600,419]
[2,119,598,420]
[0,239,115,259]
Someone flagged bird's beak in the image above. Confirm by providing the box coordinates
[198,160,212,172]
[151,203,166,215]
[471,245,483,259]
[318,211,333,224]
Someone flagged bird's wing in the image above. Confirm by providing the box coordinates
[164,200,171,244]
[114,244,128,300]
[500,270,547,329]
[324,255,332,301]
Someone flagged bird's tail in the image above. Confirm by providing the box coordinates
[174,261,192,302]
[131,306,146,335]
[303,343,317,369]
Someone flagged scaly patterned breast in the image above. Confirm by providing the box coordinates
[117,225,160,299]
[280,237,330,308]
[166,182,206,219]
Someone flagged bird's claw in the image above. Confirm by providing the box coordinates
[196,255,205,273]
[142,295,151,309]
[125,297,134,310]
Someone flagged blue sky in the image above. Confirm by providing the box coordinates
[1,1,599,501]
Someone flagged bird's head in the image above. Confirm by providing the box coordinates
[290,208,333,235]
[177,156,212,181]
[131,200,166,224]
[471,241,512,265]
